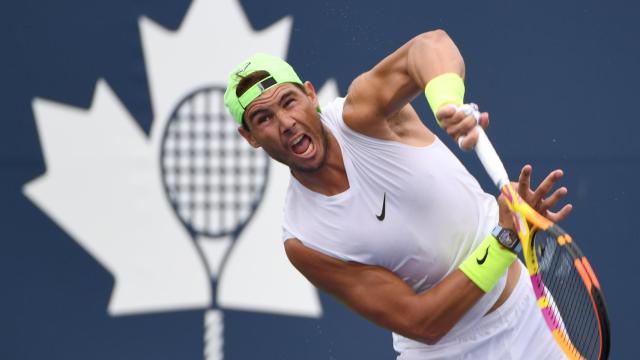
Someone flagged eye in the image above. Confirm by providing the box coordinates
[284,98,295,107]
[256,114,272,125]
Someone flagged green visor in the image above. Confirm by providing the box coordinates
[224,53,303,125]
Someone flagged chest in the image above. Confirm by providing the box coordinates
[315,170,465,290]
[286,138,491,291]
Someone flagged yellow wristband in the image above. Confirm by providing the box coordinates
[424,73,465,126]
[458,233,517,293]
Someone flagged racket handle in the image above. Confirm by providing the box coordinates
[204,309,224,360]
[455,105,509,190]
[473,127,510,190]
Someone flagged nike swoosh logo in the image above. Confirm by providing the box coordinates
[476,247,489,265]
[376,193,386,221]
[236,61,251,75]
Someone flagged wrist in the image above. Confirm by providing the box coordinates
[424,73,465,125]
[458,230,517,293]
[491,224,521,254]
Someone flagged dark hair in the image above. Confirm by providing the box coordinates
[236,70,271,97]
[236,70,307,130]
[236,71,270,130]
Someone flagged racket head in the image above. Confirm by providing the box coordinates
[470,116,610,359]
[160,85,270,240]
[517,206,611,360]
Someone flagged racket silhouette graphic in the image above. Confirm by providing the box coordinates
[160,85,269,359]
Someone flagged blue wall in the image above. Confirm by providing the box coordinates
[2,0,637,358]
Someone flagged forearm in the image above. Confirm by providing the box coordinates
[339,264,487,345]
[408,269,485,344]
[345,233,516,344]
[366,269,485,345]
[404,230,518,343]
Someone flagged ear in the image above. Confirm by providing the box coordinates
[303,81,319,110]
[238,126,261,148]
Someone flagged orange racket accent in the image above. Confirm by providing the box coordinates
[558,234,573,245]
[582,258,601,290]
[575,259,593,290]
[552,329,583,360]
[574,255,609,360]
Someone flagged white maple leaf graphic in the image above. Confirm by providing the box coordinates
[26,81,211,316]
[23,0,338,318]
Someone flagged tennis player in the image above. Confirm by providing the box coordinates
[224,29,572,359]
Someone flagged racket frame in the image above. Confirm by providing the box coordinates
[469,124,610,360]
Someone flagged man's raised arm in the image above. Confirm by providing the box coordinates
[343,29,486,148]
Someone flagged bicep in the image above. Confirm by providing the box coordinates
[344,29,465,128]
[344,43,419,125]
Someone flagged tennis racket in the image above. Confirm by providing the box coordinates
[160,85,269,360]
[458,104,610,360]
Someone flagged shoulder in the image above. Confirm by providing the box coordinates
[283,238,354,294]
[319,97,346,127]
[284,238,390,280]
[284,238,375,284]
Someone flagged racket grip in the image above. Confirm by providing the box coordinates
[454,105,509,189]
[473,127,510,189]
[455,104,480,149]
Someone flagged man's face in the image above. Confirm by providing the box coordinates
[239,82,328,173]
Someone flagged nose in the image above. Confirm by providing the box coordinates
[278,113,297,135]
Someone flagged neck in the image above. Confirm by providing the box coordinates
[291,126,349,196]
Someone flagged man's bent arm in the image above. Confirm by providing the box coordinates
[344,29,465,130]
[284,238,486,345]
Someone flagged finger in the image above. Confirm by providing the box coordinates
[460,127,479,151]
[532,169,564,205]
[440,107,466,131]
[446,113,477,139]
[539,186,568,213]
[546,204,573,223]
[497,193,515,230]
[518,164,532,198]
[479,112,490,129]
[435,104,458,125]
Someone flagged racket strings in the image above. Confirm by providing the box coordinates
[536,232,601,359]
[162,87,269,237]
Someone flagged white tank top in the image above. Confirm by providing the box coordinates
[282,97,506,353]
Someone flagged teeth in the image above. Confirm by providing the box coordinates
[292,135,304,146]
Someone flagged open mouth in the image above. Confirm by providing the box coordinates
[290,133,315,158]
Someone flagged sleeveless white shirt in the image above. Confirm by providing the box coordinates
[282,97,506,354]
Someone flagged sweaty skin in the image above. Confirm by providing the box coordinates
[238,29,572,344]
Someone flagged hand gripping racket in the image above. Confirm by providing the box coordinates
[459,105,611,360]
